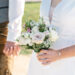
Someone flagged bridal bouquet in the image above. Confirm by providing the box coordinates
[17,18,59,53]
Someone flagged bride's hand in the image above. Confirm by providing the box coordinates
[37,49,60,65]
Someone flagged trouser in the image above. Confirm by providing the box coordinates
[0,22,14,75]
[0,0,14,74]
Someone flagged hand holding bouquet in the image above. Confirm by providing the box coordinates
[17,18,59,53]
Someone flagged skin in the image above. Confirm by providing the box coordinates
[3,41,20,56]
[51,0,61,7]
[37,45,75,65]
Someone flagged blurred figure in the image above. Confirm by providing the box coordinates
[3,0,25,75]
[0,0,9,75]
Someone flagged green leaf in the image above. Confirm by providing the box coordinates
[44,35,49,41]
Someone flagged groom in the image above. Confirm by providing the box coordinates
[4,0,25,56]
[0,0,25,75]
[0,0,9,75]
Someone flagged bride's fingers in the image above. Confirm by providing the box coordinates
[42,61,51,65]
[37,54,50,60]
[39,58,51,62]
[38,50,49,55]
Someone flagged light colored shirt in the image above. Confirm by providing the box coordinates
[7,0,25,42]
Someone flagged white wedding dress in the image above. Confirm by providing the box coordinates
[28,0,75,75]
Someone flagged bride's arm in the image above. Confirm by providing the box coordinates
[37,45,75,65]
[58,45,75,59]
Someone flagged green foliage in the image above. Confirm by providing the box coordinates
[22,2,40,25]
[20,45,32,55]
[39,23,46,32]
[24,20,33,31]
[44,35,49,41]
[21,2,41,55]
[32,42,50,53]
[33,43,44,52]
[38,18,47,32]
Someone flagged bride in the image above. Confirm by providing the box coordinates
[28,0,75,75]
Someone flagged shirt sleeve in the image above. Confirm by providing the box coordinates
[7,0,25,42]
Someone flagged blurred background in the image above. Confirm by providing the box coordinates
[13,1,41,75]
[25,0,41,2]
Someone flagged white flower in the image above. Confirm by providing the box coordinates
[18,36,32,45]
[30,32,45,44]
[43,17,50,27]
[22,32,30,39]
[36,23,39,26]
[30,20,38,27]
[44,30,50,36]
[30,22,34,26]
[18,37,26,45]
[49,29,59,42]
[32,26,39,33]
[24,38,32,45]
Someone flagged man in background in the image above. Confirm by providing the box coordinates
[0,0,9,75]
[0,0,25,75]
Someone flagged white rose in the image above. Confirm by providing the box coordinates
[49,30,59,42]
[30,32,45,44]
[32,26,39,33]
[44,30,50,36]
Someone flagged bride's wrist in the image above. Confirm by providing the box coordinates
[58,50,62,56]
[57,49,67,60]
[57,50,63,60]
